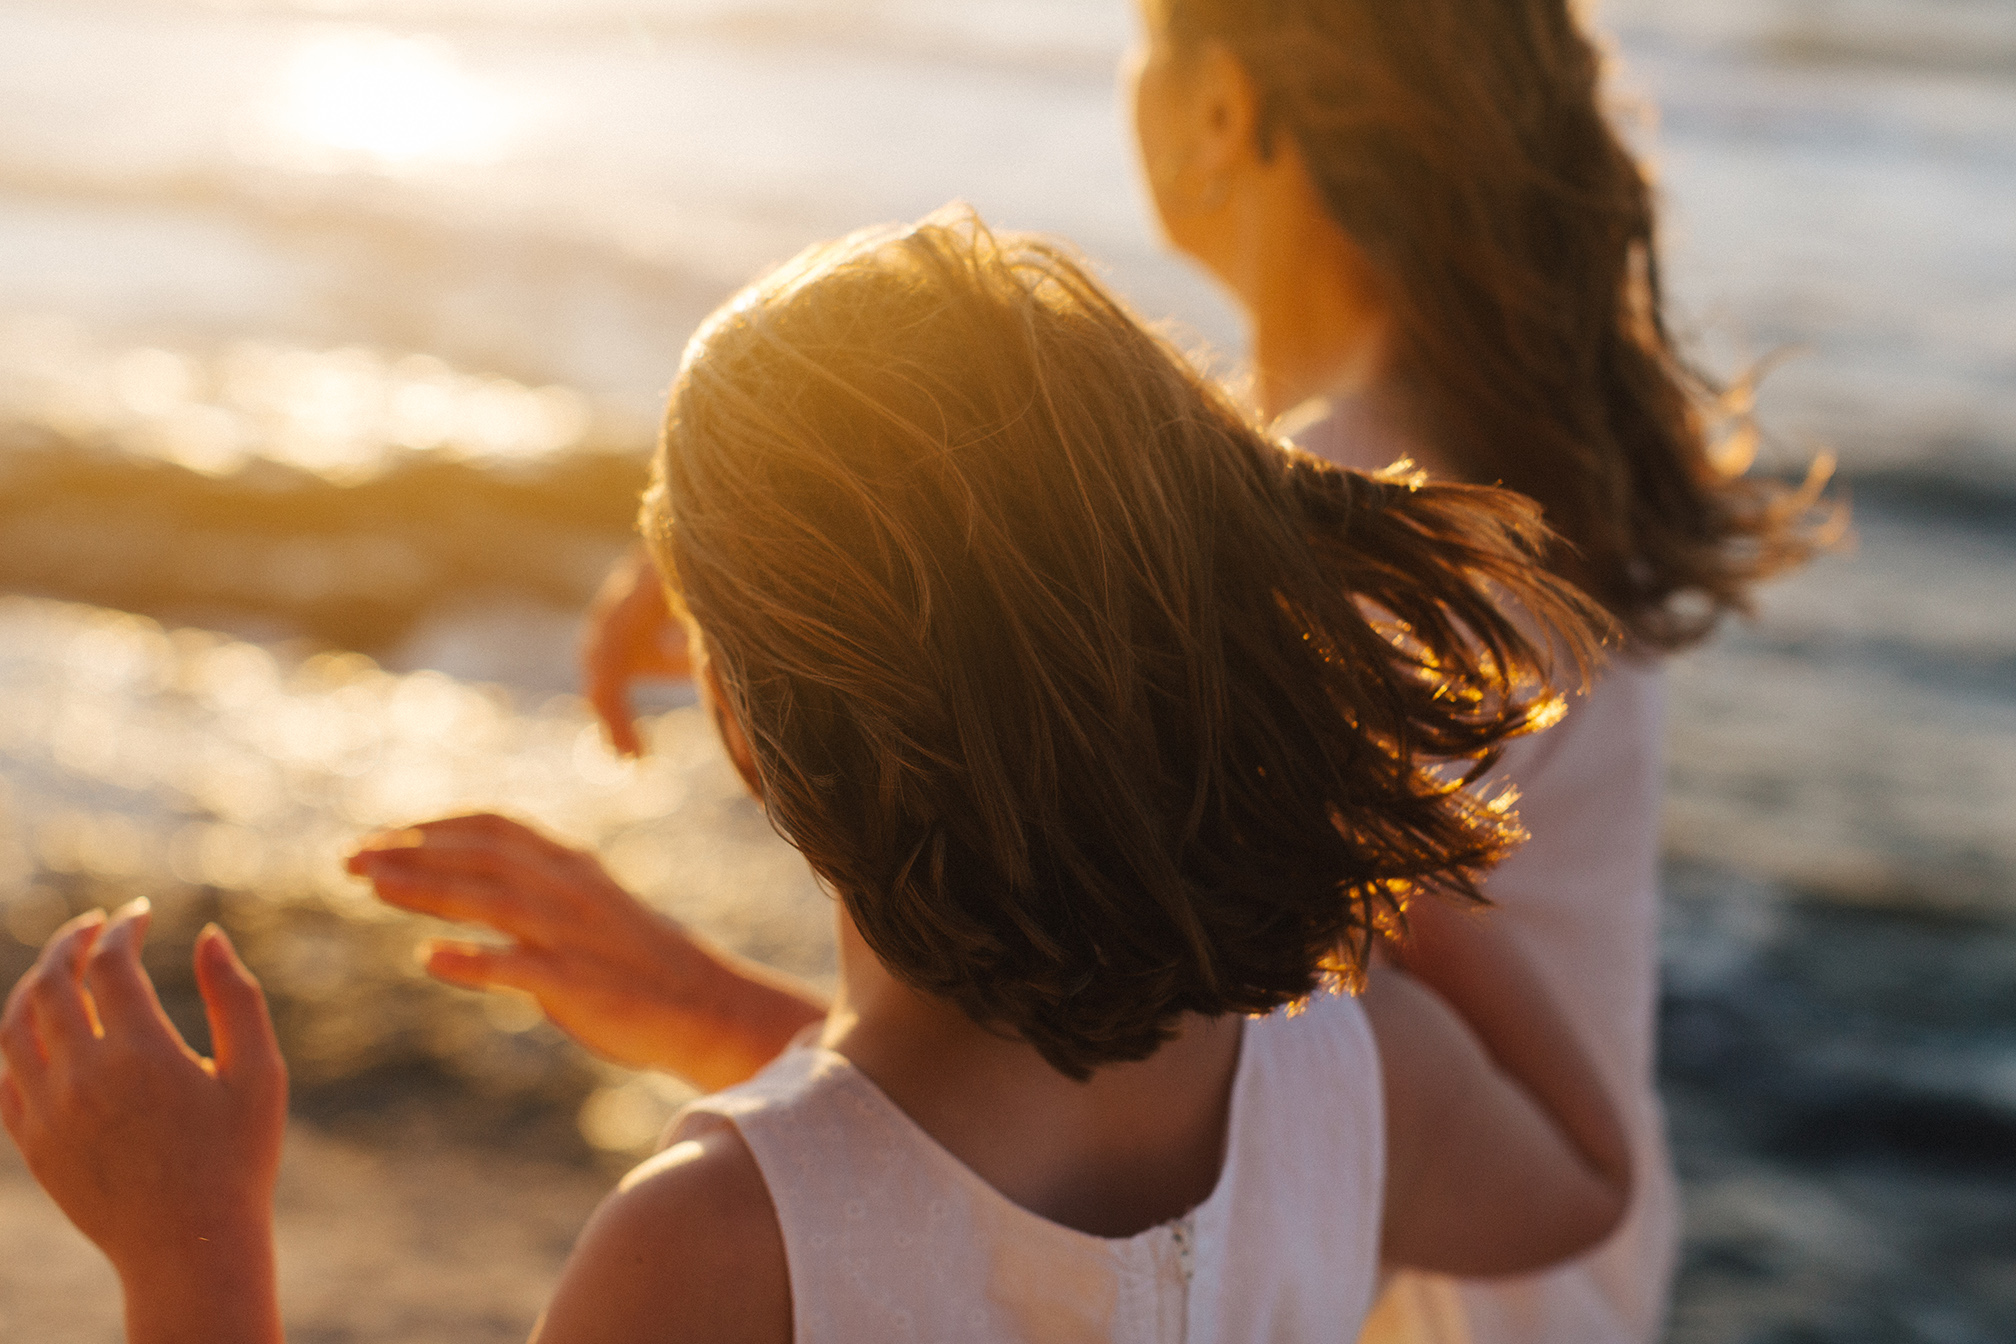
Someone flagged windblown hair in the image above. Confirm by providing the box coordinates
[644,210,1600,1078]
[1158,0,1833,649]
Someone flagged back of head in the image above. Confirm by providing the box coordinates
[1156,0,1832,648]
[646,207,1593,1077]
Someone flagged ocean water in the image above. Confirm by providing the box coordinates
[0,1,2012,1339]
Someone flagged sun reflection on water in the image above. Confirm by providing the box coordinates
[279,29,513,167]
[0,323,594,483]
[0,597,831,962]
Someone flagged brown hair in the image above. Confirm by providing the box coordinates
[644,210,1599,1077]
[1158,0,1833,649]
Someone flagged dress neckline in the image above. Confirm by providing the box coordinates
[799,1018,1253,1250]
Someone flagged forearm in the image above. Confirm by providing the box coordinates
[1387,898,1630,1196]
[119,1225,283,1344]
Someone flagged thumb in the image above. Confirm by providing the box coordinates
[194,925,285,1092]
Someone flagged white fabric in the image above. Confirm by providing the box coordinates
[1292,403,1680,1344]
[677,990,1385,1344]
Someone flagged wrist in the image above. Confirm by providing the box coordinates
[117,1221,283,1344]
[663,932,828,1089]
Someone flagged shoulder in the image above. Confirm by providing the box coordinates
[532,1116,790,1344]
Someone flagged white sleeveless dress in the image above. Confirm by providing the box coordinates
[675,990,1385,1343]
[1292,404,1680,1344]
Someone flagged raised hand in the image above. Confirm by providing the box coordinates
[0,901,287,1344]
[348,814,827,1093]
[582,546,691,758]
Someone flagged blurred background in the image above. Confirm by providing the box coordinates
[0,0,2011,1340]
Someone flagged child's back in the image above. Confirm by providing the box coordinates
[532,210,1629,1341]
[674,990,1380,1341]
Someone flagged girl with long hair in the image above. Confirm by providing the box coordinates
[6,212,1630,1341]
[1126,3,1831,1340]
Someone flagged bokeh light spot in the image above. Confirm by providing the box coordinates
[279,29,511,167]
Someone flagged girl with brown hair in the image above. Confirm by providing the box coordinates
[578,6,1827,1337]
[1126,3,1830,1341]
[7,211,1630,1340]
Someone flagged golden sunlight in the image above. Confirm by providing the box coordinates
[278,29,510,167]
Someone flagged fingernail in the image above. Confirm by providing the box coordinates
[113,896,150,920]
[45,907,106,952]
[200,923,244,964]
[358,827,425,852]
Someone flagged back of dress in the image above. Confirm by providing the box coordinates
[676,990,1385,1344]
[1295,404,1678,1344]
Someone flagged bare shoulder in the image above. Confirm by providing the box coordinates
[531,1116,790,1344]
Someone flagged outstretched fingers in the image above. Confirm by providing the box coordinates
[348,815,603,937]
[422,938,566,1002]
[193,925,284,1098]
[349,813,578,877]
[82,900,187,1059]
[19,910,108,1054]
[398,812,577,857]
[355,850,554,934]
[6,917,290,1300]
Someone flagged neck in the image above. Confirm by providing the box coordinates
[1242,227,1389,423]
[820,906,1242,1238]
[1204,143,1393,423]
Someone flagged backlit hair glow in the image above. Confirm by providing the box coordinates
[644,209,1600,1077]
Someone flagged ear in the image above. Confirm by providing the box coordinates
[1170,40,1265,214]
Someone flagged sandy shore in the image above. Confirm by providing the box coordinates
[0,1116,613,1343]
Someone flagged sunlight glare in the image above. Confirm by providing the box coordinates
[280,30,509,166]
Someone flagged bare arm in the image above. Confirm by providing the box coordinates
[350,814,828,1092]
[532,1120,790,1344]
[1366,898,1631,1276]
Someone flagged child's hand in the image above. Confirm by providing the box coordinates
[348,814,826,1092]
[582,546,691,758]
[0,902,287,1343]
